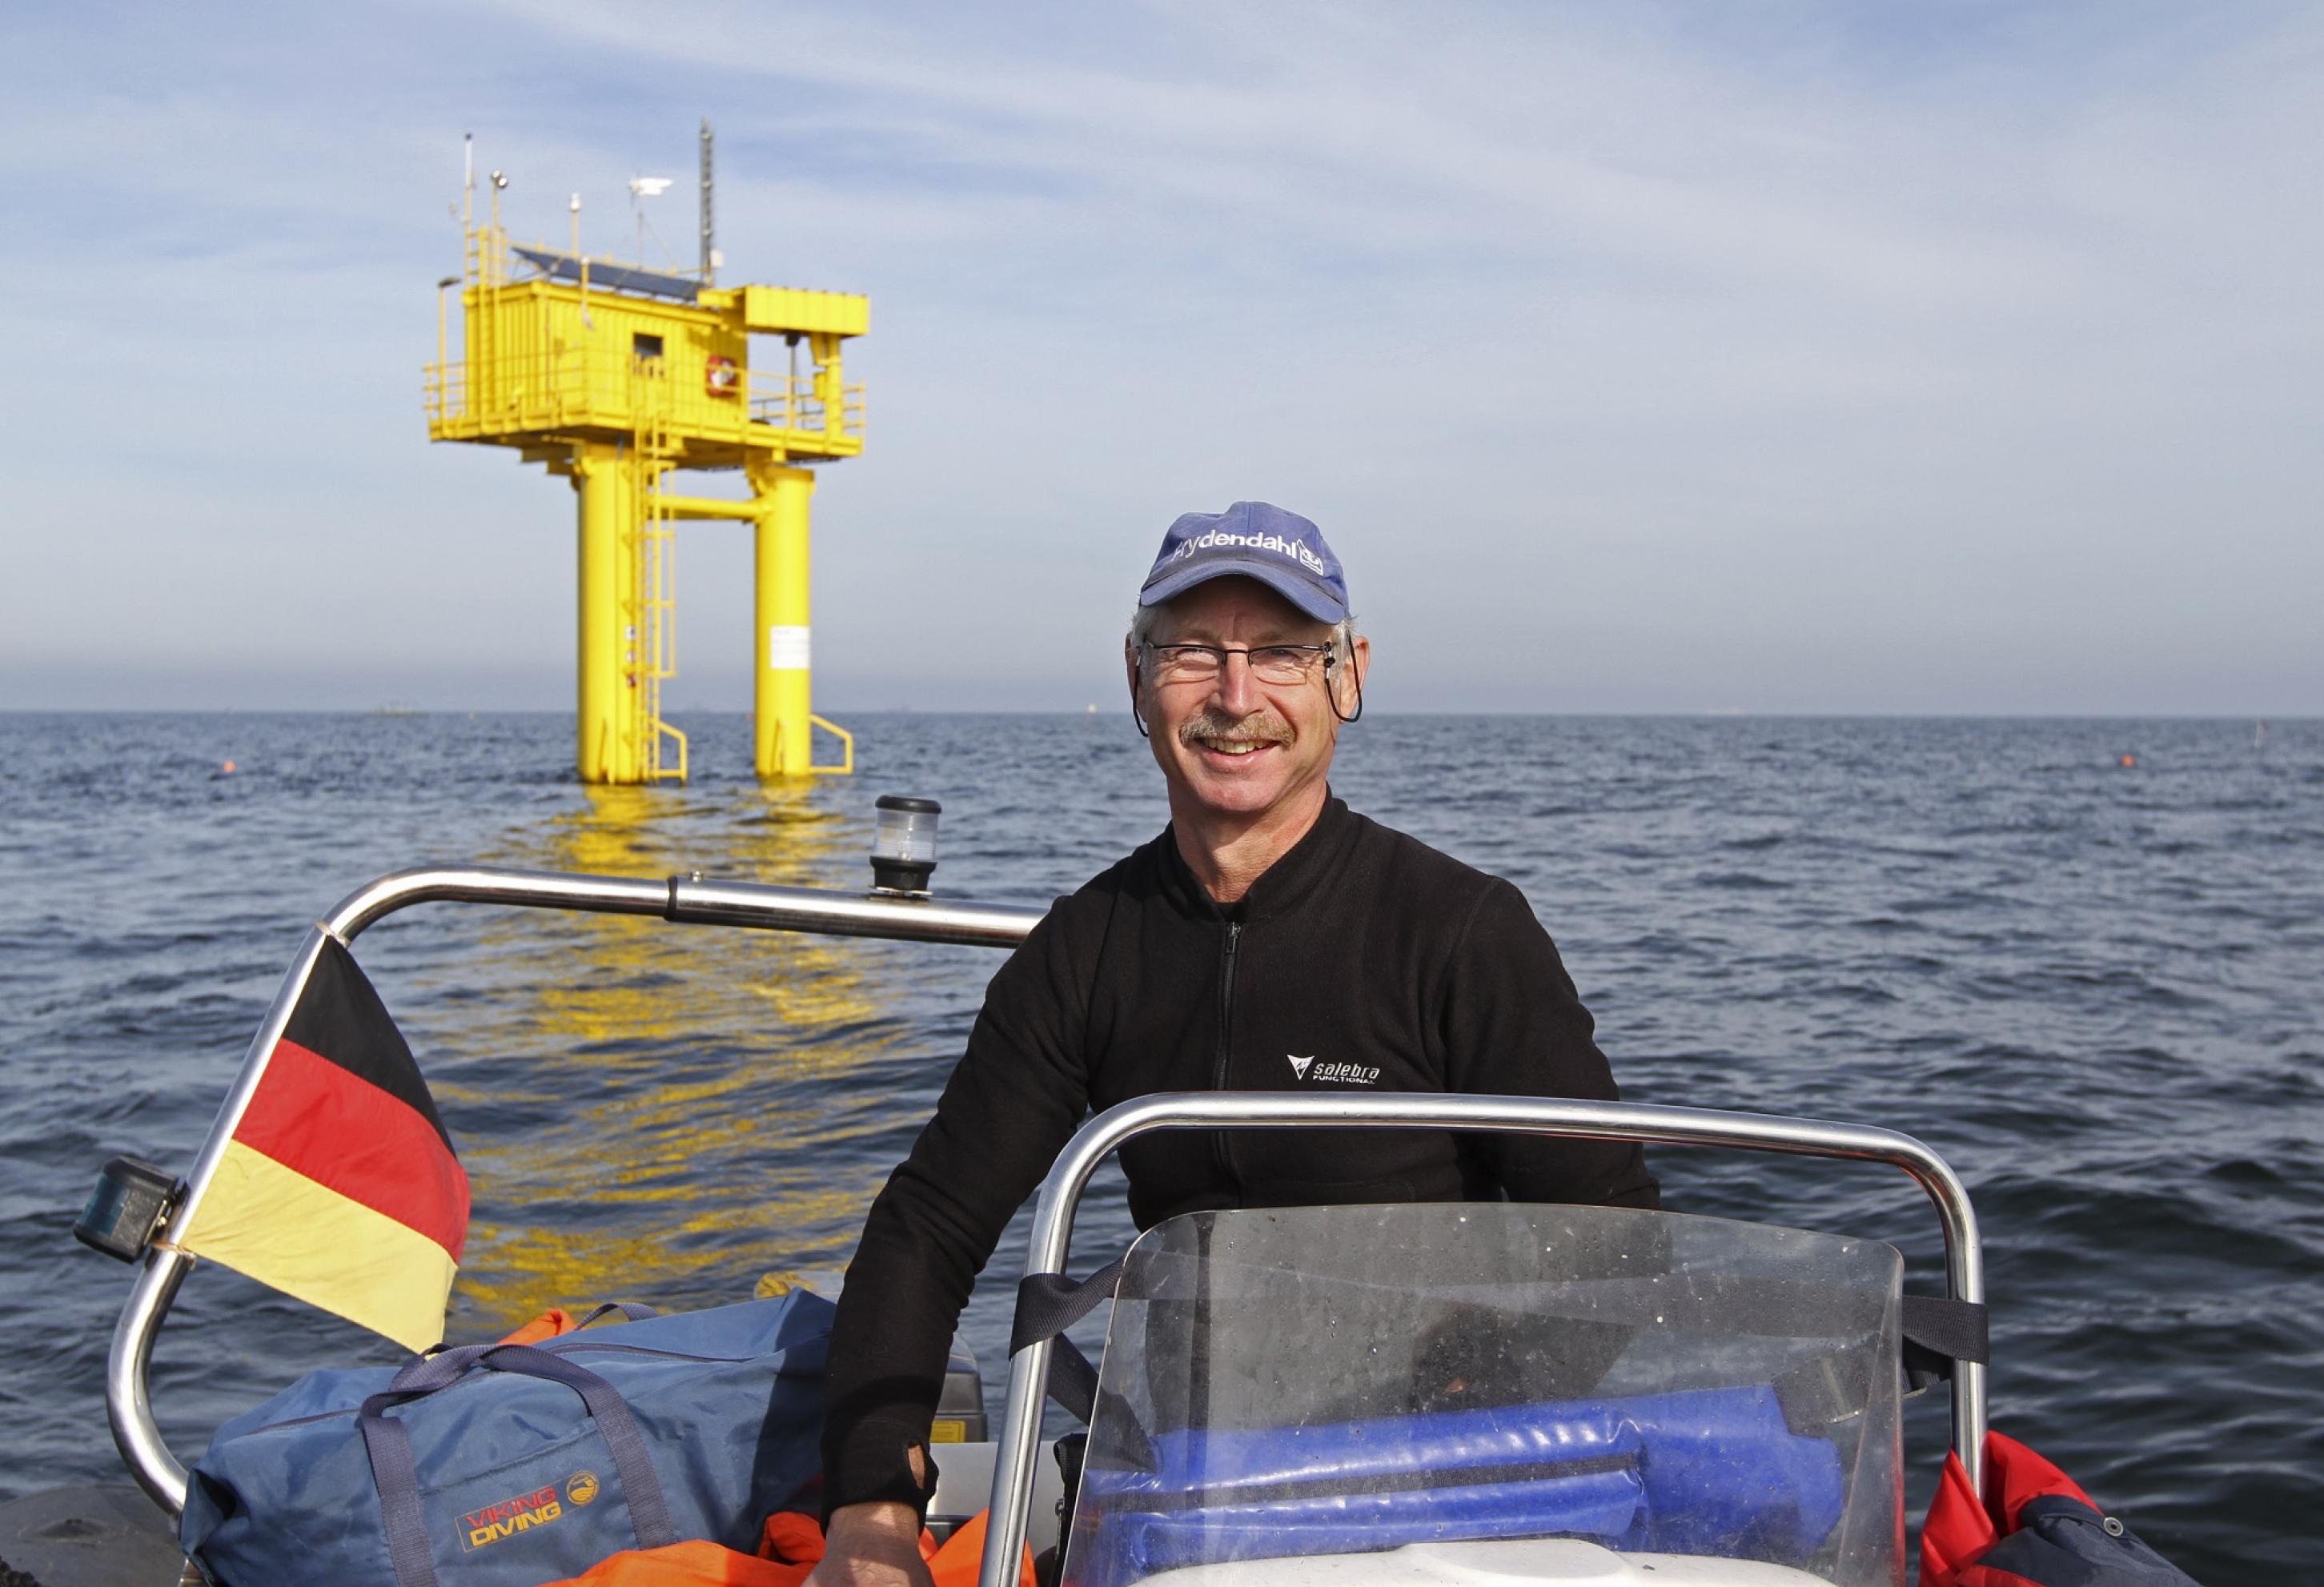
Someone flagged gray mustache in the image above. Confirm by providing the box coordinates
[1178,711,1291,748]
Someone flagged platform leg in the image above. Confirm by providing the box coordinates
[575,443,646,784]
[752,464,816,779]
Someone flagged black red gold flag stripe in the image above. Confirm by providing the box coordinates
[179,939,469,1352]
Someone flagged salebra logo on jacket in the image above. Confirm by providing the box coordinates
[1286,1054,1380,1085]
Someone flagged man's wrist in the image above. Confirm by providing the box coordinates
[826,1500,924,1544]
[822,1425,938,1528]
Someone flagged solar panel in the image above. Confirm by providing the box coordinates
[512,246,702,303]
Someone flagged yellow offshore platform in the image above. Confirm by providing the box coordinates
[424,126,864,783]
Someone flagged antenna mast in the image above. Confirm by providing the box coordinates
[699,118,716,285]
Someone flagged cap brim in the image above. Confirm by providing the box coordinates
[1139,556,1347,623]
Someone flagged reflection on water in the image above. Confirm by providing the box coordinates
[422,779,911,1327]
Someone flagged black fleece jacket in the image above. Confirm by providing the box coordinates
[821,795,1658,1517]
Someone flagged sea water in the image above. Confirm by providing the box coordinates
[0,711,2316,1577]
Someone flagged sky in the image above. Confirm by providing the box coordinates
[1,1,2318,715]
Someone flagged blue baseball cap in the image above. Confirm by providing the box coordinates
[1138,501,1349,623]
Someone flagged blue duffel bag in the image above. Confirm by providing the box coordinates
[180,1291,833,1587]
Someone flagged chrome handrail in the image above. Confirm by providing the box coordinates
[977,1093,1986,1587]
[109,865,1046,1514]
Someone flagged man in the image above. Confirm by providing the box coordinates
[809,501,1656,1587]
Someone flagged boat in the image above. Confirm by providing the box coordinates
[28,812,2049,1585]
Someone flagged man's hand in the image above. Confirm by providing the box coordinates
[806,1501,936,1587]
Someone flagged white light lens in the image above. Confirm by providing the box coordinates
[873,796,941,868]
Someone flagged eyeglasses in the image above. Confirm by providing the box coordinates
[1139,642,1336,687]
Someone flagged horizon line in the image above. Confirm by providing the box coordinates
[1,707,2310,723]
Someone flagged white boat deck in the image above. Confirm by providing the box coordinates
[1144,1537,1830,1587]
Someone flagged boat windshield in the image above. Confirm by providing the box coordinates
[1062,1203,1905,1587]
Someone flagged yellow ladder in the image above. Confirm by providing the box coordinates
[630,371,688,783]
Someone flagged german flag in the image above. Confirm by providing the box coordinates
[178,939,468,1353]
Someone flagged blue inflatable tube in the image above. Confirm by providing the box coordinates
[1078,1384,1845,1575]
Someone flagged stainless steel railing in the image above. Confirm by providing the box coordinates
[108,865,1045,1513]
[977,1093,1987,1587]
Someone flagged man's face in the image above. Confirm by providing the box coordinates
[1129,576,1368,822]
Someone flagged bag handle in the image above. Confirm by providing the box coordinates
[574,1300,659,1328]
[357,1343,677,1587]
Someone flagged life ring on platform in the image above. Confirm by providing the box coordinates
[705,355,740,397]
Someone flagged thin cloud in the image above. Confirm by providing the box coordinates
[2,1,2318,713]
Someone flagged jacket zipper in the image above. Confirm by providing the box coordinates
[1212,920,1243,1184]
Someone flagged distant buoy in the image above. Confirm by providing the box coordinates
[221,759,237,775]
[2118,754,2135,768]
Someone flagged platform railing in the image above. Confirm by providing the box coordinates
[423,347,630,434]
[108,865,1045,1514]
[422,351,865,452]
[977,1093,1988,1587]
[746,368,867,442]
